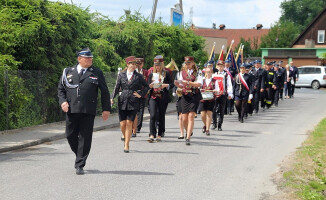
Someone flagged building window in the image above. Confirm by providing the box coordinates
[317,30,325,43]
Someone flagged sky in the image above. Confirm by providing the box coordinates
[55,0,284,29]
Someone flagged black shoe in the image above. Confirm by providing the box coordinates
[218,126,222,131]
[191,132,193,136]
[205,130,210,136]
[211,124,217,130]
[124,149,129,153]
[136,130,140,133]
[121,137,125,141]
[161,133,165,137]
[178,136,185,139]
[202,126,206,133]
[238,116,241,121]
[132,133,136,137]
[240,118,244,123]
[76,167,84,175]
[156,137,162,142]
[147,138,154,143]
[186,139,190,145]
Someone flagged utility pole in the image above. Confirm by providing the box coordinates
[151,0,158,23]
[179,0,183,13]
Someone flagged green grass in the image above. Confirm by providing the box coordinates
[282,118,326,199]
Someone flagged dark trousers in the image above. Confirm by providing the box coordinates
[291,82,296,96]
[161,102,168,133]
[66,113,95,168]
[253,90,260,112]
[235,100,248,119]
[149,98,164,137]
[285,82,292,97]
[212,95,227,127]
[279,88,284,99]
[260,90,266,108]
[274,89,280,106]
[266,87,274,107]
[137,98,146,131]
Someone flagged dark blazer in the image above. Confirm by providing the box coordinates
[251,67,266,90]
[274,69,284,88]
[234,73,253,97]
[58,64,111,115]
[147,70,174,104]
[112,70,149,110]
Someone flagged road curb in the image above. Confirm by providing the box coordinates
[0,109,176,153]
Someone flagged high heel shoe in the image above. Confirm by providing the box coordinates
[124,145,129,153]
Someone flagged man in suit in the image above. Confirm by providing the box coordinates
[58,48,111,175]
[251,60,265,113]
[289,61,299,97]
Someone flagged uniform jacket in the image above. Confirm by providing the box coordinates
[273,69,284,88]
[112,70,149,111]
[58,64,111,115]
[291,66,299,83]
[234,73,253,97]
[251,67,266,90]
[148,70,174,104]
[266,69,276,87]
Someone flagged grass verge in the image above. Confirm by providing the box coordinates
[281,118,326,199]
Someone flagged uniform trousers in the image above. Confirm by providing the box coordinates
[137,98,146,131]
[253,90,260,112]
[260,90,266,109]
[149,97,165,137]
[266,86,274,107]
[291,81,296,96]
[66,113,95,168]
[212,95,227,127]
[274,88,280,106]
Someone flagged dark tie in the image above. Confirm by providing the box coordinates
[79,69,85,79]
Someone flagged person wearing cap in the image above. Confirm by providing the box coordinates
[147,56,173,142]
[251,59,266,113]
[58,48,111,175]
[174,56,202,145]
[234,64,253,123]
[211,60,233,131]
[133,58,148,135]
[111,56,150,153]
[265,62,276,108]
[244,63,255,118]
[203,60,218,74]
[278,61,286,100]
[224,59,237,115]
[272,63,283,107]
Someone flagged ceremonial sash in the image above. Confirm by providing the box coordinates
[239,73,249,91]
[213,75,224,94]
[225,68,233,80]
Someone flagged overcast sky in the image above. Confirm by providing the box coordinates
[56,0,283,28]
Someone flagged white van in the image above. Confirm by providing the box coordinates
[296,66,326,89]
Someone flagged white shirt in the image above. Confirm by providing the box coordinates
[177,70,203,86]
[127,71,134,81]
[212,71,233,97]
[77,64,87,74]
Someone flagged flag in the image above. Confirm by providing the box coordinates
[227,49,237,71]
[209,50,215,63]
[219,50,224,61]
[236,53,242,71]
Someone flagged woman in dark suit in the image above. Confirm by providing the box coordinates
[111,56,149,153]
[234,64,253,123]
[147,56,173,142]
[284,64,294,99]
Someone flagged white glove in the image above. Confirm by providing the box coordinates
[172,92,176,97]
[249,94,253,100]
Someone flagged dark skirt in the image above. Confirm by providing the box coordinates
[235,95,249,101]
[176,97,182,113]
[181,94,196,114]
[118,109,138,122]
[198,100,215,112]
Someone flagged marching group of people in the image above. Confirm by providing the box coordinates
[58,48,299,175]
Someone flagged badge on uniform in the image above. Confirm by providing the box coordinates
[67,74,73,83]
[89,76,98,80]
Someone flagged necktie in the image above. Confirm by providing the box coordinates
[79,69,85,78]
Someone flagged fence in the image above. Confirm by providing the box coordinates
[1,69,118,131]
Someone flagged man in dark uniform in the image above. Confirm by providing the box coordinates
[289,61,299,97]
[251,60,265,114]
[278,61,286,100]
[58,48,111,175]
[273,63,283,107]
[135,58,148,133]
[265,62,275,108]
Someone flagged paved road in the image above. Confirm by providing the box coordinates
[1,88,326,200]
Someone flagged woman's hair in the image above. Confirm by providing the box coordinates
[205,67,212,79]
[153,63,165,79]
[285,64,290,70]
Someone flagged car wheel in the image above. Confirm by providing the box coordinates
[311,80,320,89]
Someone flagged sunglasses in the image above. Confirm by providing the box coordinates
[128,61,137,64]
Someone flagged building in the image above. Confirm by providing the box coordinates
[262,7,326,66]
[192,24,269,56]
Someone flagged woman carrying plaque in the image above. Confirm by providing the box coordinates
[147,56,173,142]
[174,56,202,145]
[234,64,253,123]
[198,67,219,135]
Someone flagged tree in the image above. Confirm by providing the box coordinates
[280,0,326,31]
[260,21,301,48]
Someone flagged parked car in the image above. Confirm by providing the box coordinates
[295,66,326,89]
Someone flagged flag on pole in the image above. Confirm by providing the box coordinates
[219,50,224,61]
[227,49,237,71]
